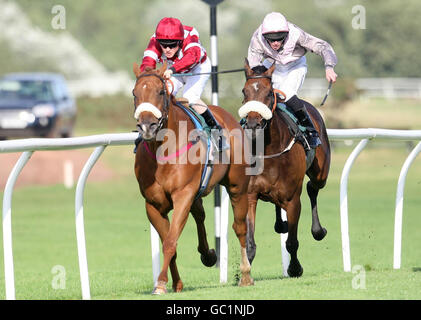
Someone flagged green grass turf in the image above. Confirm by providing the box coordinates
[1,142,420,300]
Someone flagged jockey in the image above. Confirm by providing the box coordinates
[140,17,227,150]
[248,12,338,148]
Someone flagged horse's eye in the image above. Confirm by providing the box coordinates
[159,90,165,95]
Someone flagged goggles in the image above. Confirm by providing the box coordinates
[263,32,288,43]
[158,40,181,49]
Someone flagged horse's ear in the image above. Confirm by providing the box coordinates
[244,58,253,77]
[158,61,168,76]
[133,62,142,78]
[265,62,276,77]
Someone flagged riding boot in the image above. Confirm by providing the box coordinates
[200,108,230,152]
[286,95,321,149]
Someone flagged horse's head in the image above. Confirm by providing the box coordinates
[239,59,280,133]
[132,62,170,140]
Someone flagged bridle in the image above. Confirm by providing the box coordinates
[244,73,295,159]
[244,73,286,129]
[133,73,172,132]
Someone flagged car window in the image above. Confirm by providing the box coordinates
[0,80,54,101]
[52,80,69,100]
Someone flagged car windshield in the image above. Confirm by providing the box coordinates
[0,79,54,101]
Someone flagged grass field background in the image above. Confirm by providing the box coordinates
[1,98,421,300]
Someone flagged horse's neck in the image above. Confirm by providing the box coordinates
[165,101,194,145]
[167,101,183,133]
[267,112,291,149]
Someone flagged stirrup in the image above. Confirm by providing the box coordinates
[306,130,321,149]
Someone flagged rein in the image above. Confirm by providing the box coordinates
[244,74,295,159]
[142,140,197,162]
[173,68,245,77]
[135,72,202,162]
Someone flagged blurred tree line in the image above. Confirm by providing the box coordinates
[6,0,421,79]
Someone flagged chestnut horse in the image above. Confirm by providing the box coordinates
[132,62,253,294]
[239,59,331,277]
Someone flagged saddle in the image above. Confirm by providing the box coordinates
[275,103,316,169]
[239,102,315,170]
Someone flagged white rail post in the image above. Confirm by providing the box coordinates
[393,141,421,269]
[75,145,106,300]
[340,139,369,272]
[150,224,160,286]
[219,186,229,283]
[2,151,33,300]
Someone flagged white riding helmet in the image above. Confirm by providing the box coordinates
[261,12,289,40]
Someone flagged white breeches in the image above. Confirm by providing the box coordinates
[168,57,211,104]
[265,56,307,102]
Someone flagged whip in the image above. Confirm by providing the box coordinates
[320,80,333,106]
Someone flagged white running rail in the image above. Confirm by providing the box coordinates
[327,128,421,272]
[1,128,421,299]
[1,133,137,300]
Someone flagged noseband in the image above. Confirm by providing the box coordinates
[134,73,171,131]
[244,74,285,129]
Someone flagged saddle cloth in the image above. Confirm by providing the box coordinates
[175,101,214,200]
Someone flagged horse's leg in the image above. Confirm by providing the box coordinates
[190,198,217,267]
[145,202,182,294]
[155,190,194,294]
[227,184,254,286]
[305,113,330,241]
[284,193,304,277]
[274,205,288,234]
[246,194,258,264]
[306,180,327,241]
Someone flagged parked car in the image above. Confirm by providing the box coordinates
[0,73,77,139]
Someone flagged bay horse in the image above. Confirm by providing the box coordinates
[239,59,331,277]
[132,62,253,294]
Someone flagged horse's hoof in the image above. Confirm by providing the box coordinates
[287,263,303,278]
[152,281,167,295]
[312,227,327,241]
[274,221,288,234]
[172,280,184,293]
[238,275,254,287]
[200,249,217,267]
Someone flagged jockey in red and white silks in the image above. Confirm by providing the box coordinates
[140,17,211,106]
[138,17,228,151]
[246,12,338,148]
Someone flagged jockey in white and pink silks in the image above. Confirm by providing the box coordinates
[247,12,338,148]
